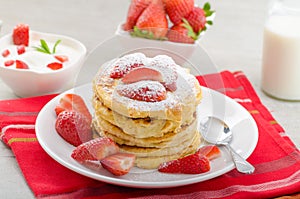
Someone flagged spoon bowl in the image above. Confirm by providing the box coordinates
[200,116,255,174]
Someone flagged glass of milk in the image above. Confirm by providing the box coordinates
[261,0,300,101]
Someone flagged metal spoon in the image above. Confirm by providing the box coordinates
[199,116,255,174]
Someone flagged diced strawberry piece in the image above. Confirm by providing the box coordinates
[71,137,120,162]
[122,67,163,84]
[15,60,29,69]
[17,45,26,55]
[55,110,92,146]
[165,0,194,25]
[197,145,221,160]
[135,0,168,39]
[2,49,10,57]
[13,23,29,46]
[123,0,151,31]
[47,62,63,70]
[185,7,206,33]
[54,55,69,63]
[55,94,92,122]
[4,60,15,67]
[158,153,210,174]
[117,81,167,102]
[100,153,136,176]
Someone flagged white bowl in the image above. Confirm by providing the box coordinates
[0,31,86,97]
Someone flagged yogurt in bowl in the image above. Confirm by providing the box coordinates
[0,27,86,97]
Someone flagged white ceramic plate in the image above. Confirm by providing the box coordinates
[36,83,258,188]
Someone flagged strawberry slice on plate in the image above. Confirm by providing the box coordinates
[197,145,221,160]
[158,152,210,174]
[55,93,92,124]
[55,110,92,146]
[13,23,29,46]
[100,153,136,176]
[71,137,120,162]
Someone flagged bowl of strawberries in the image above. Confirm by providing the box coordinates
[0,23,87,98]
[115,0,214,59]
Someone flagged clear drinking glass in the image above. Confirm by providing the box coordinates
[261,0,300,101]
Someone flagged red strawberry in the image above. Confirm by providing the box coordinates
[4,60,15,67]
[110,62,143,79]
[158,153,210,174]
[54,55,69,63]
[197,145,221,160]
[165,0,194,25]
[55,110,92,146]
[100,153,136,176]
[134,0,168,39]
[167,20,197,44]
[123,0,151,31]
[185,7,206,33]
[122,67,163,84]
[13,23,29,46]
[71,137,120,162]
[15,60,29,69]
[2,49,10,57]
[17,45,26,55]
[47,62,63,70]
[117,81,167,102]
[54,94,92,125]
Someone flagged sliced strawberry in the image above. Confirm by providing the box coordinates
[158,153,210,174]
[100,153,136,176]
[55,93,92,124]
[167,20,197,44]
[134,0,168,39]
[17,45,26,55]
[117,81,167,102]
[185,7,206,34]
[197,145,221,160]
[13,23,29,46]
[15,60,29,69]
[122,67,163,84]
[47,62,63,70]
[55,110,92,146]
[2,49,10,57]
[165,0,194,25]
[71,137,120,162]
[54,55,69,63]
[123,0,151,31]
[4,60,15,67]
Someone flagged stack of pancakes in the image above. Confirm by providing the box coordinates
[92,53,202,169]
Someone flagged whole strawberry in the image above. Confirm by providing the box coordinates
[167,19,197,44]
[185,7,206,33]
[123,0,151,31]
[55,110,92,146]
[133,0,168,39]
[13,23,29,46]
[165,0,194,25]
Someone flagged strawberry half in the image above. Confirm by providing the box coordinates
[158,153,210,174]
[165,0,194,25]
[71,137,120,162]
[15,60,29,69]
[197,145,221,160]
[100,153,136,176]
[54,94,92,125]
[13,23,29,46]
[55,110,92,146]
[121,67,163,84]
[47,62,63,70]
[133,0,168,39]
[123,0,151,31]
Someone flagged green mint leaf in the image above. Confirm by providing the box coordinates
[40,39,51,54]
[52,39,61,54]
[33,46,49,54]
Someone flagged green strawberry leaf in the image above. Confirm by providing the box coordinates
[182,18,199,40]
[203,2,215,17]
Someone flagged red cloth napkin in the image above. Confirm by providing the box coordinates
[1,71,299,199]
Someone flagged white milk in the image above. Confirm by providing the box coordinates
[262,15,300,100]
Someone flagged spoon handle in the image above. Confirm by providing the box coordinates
[225,145,255,174]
